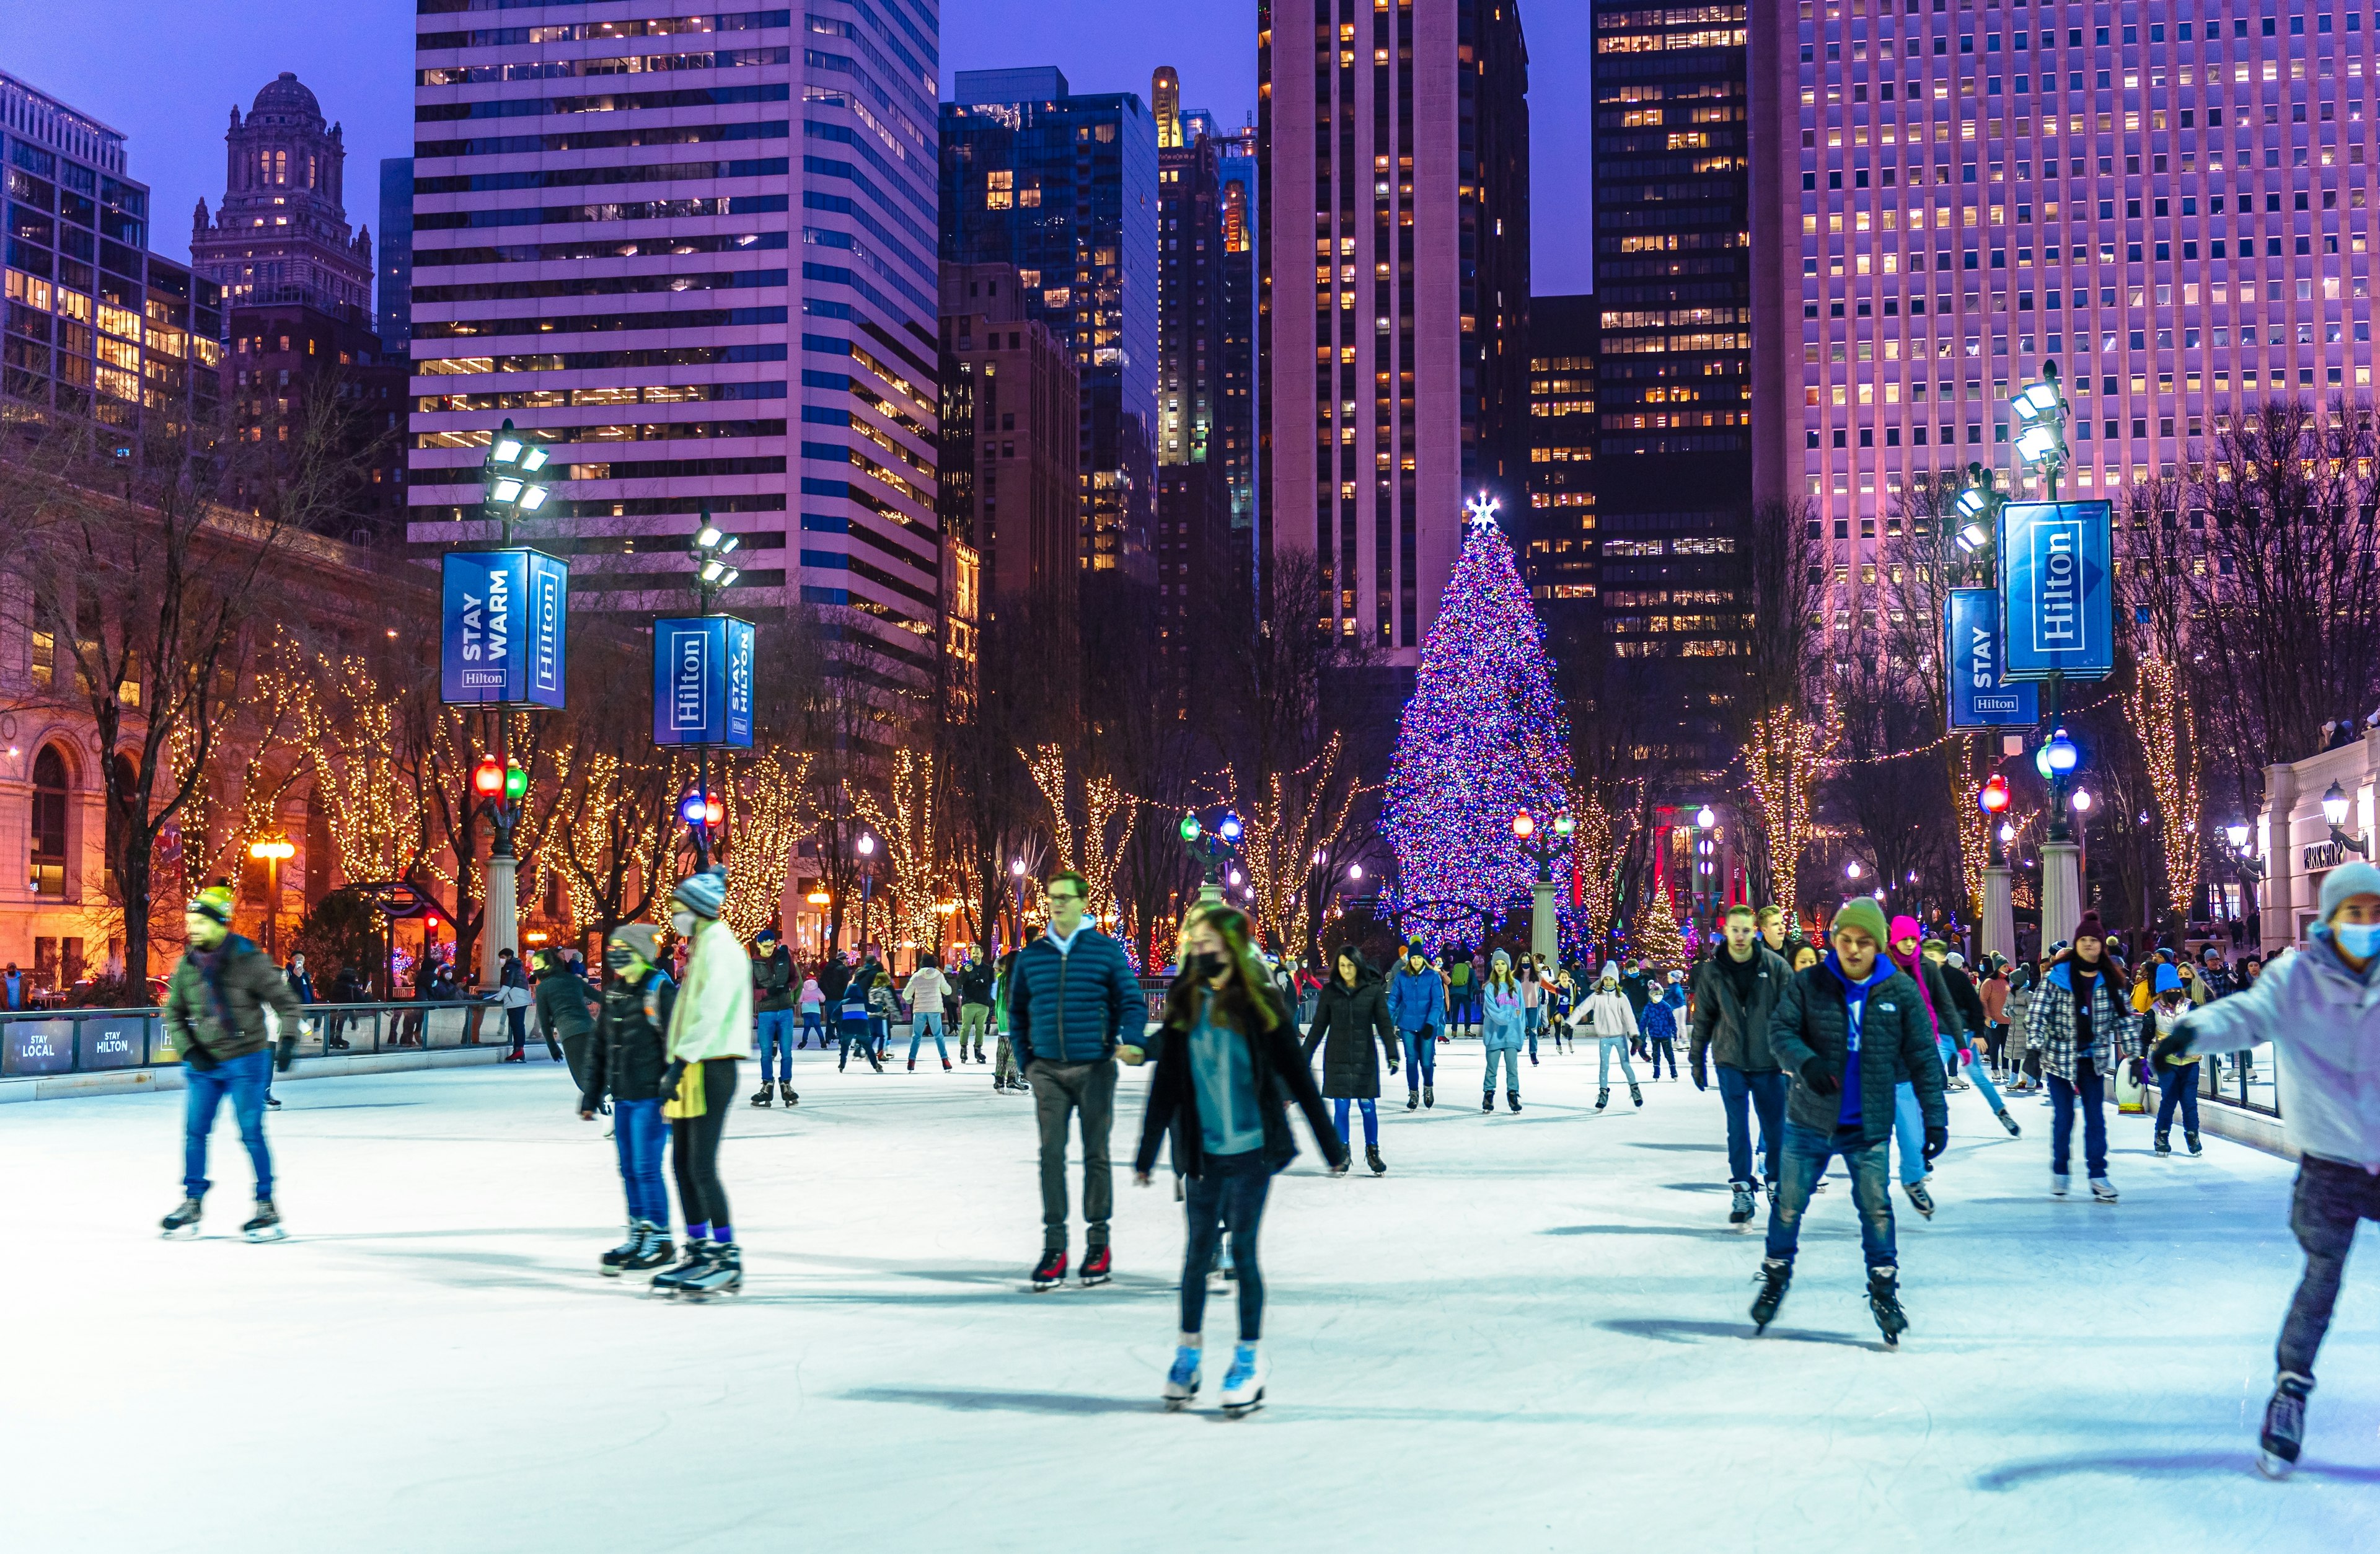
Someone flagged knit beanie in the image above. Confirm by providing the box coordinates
[188,885,236,926]
[610,922,664,966]
[1830,897,1890,947]
[2319,860,2380,921]
[671,867,728,920]
[1889,914,1923,945]
[2073,909,2106,943]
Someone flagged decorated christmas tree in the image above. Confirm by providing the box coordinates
[1631,890,1690,973]
[1383,500,1572,950]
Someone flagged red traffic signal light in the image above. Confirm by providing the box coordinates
[472,754,505,800]
[425,914,440,932]
[1978,774,2012,815]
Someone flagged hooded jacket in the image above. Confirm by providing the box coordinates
[666,916,756,1065]
[163,934,302,1064]
[1479,978,1528,1052]
[1300,971,1399,1099]
[2171,929,2380,1170]
[1386,960,1447,1033]
[534,963,597,1043]
[1688,943,1791,1072]
[1768,956,1948,1144]
[584,965,675,1107]
[1581,983,1639,1039]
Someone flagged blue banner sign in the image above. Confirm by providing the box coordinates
[1998,500,2115,682]
[1945,588,2040,730]
[440,550,570,708]
[651,616,756,749]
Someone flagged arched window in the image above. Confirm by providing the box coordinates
[30,745,69,898]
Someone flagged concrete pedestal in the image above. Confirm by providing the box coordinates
[479,853,518,991]
[1531,878,1559,966]
[1983,864,2015,966]
[2040,840,2083,952]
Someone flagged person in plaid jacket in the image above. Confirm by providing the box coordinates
[2022,911,2140,1202]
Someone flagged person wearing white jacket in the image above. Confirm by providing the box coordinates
[2155,860,2380,1480]
[653,868,754,1300]
[1581,965,1644,1112]
[906,960,953,1071]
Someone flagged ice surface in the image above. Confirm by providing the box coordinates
[9,1041,2373,1552]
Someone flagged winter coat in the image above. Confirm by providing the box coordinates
[905,965,950,1015]
[1894,952,1967,1043]
[818,957,852,1005]
[1008,926,1142,1065]
[666,916,756,1064]
[956,959,995,1007]
[798,977,823,1012]
[1135,981,1344,1179]
[584,968,675,1107]
[1689,945,1791,1073]
[1386,963,1447,1033]
[284,966,315,1004]
[752,943,795,1012]
[1768,960,1948,1146]
[330,968,366,1003]
[1941,962,1989,1042]
[1579,987,1638,1040]
[163,935,302,1064]
[2172,930,2380,1170]
[840,959,881,1017]
[534,967,597,1043]
[2022,958,2140,1082]
[1480,982,1528,1052]
[1299,973,1399,1099]
[1642,991,1681,1045]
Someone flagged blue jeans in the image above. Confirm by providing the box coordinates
[183,1048,274,1199]
[907,1009,948,1062]
[611,1097,669,1225]
[1401,1028,1437,1087]
[1765,1121,1897,1270]
[1943,1033,2007,1113]
[1483,1046,1522,1092]
[1450,992,1480,1031]
[1716,1065,1788,1188]
[1333,1097,1379,1148]
[798,1009,825,1048]
[1889,1081,1927,1185]
[2049,1063,2109,1177]
[754,1009,795,1082]
[2154,1061,2202,1136]
[1597,1036,1638,1087]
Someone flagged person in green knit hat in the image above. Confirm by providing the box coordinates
[159,885,304,1241]
[648,868,754,1299]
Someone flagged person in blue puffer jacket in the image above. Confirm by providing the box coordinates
[1479,949,1527,1113]
[1386,942,1447,1111]
[1642,971,1685,1080]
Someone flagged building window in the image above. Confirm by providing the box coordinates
[30,744,69,898]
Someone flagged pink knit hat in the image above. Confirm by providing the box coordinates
[1889,914,1923,945]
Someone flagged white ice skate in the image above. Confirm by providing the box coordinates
[1163,1336,1202,1411]
[1220,1343,1267,1418]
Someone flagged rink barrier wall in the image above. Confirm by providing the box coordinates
[0,1044,510,1103]
[0,1000,500,1096]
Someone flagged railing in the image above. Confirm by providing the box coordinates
[0,1001,495,1079]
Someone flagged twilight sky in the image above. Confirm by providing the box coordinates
[8,0,1592,294]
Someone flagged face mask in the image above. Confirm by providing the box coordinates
[1185,951,1225,983]
[2334,920,2380,960]
[604,947,639,973]
[669,911,695,937]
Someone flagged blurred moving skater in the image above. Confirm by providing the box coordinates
[160,885,302,1242]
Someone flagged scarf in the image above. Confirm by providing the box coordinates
[1893,948,1941,1035]
[191,940,239,1051]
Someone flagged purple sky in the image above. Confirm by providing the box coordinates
[9,0,1590,294]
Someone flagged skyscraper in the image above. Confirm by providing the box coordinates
[1590,1,1753,773]
[1260,0,1530,668]
[939,68,1160,583]
[405,7,943,691]
[0,69,221,433]
[1152,70,1236,688]
[1759,5,2380,648]
[937,262,1079,609]
[1213,121,1262,553]
[190,74,374,322]
[377,156,412,354]
[1523,293,1596,635]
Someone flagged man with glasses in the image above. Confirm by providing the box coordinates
[1010,869,1144,1291]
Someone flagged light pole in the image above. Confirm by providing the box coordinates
[1512,808,1575,966]
[467,423,553,991]
[2220,818,2268,940]
[480,418,553,547]
[1008,856,1026,956]
[857,831,877,958]
[677,506,742,873]
[1178,810,1242,909]
[2034,726,2084,947]
[247,838,294,959]
[2008,364,2085,948]
[1978,774,2015,965]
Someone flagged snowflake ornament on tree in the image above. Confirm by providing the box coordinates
[1383,498,1572,950]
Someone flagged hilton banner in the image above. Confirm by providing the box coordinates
[651,616,756,749]
[1997,500,2115,682]
[439,550,570,708]
[1945,588,2039,731]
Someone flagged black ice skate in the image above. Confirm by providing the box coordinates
[599,1222,642,1275]
[1481,1091,1495,1113]
[1030,1248,1068,1291]
[2185,1131,2202,1155]
[1996,1109,2022,1137]
[1728,1185,1755,1229]
[1629,1082,1643,1108]
[623,1222,674,1273]
[1595,1087,1610,1111]
[161,1195,203,1238]
[1367,1147,1386,1176]
[241,1199,286,1242]
[2259,1372,2312,1478]
[1507,1090,1521,1113]
[1406,1090,1419,1111]
[1867,1265,1908,1347]
[780,1082,799,1106]
[679,1242,743,1300]
[2154,1131,2172,1156]
[650,1240,710,1295]
[1750,1257,1792,1332]
[751,1084,774,1106]
[1079,1245,1113,1287]
[1422,1084,1434,1108]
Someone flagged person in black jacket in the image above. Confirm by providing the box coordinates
[749,927,796,1106]
[954,948,995,1064]
[1688,904,1793,1227]
[534,947,599,1091]
[1134,904,1346,1416]
[1749,898,1949,1346]
[1299,947,1399,1176]
[581,924,678,1277]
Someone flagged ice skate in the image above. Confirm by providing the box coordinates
[2051,1172,2070,1197]
[907,1057,916,1071]
[1422,1083,1434,1108]
[161,1195,203,1238]
[780,1082,798,1107]
[1406,1090,1419,1111]
[1727,1185,1755,1229]
[2089,1175,2119,1203]
[1163,1338,1202,1411]
[649,1240,710,1295]
[2154,1131,2172,1156]
[1996,1109,2021,1137]
[941,1058,953,1071]
[1904,1180,1935,1219]
[1366,1146,1386,1176]
[240,1199,285,1242]
[678,1242,742,1300]
[1507,1090,1521,1113]
[1079,1245,1113,1287]
[1629,1082,1643,1108]
[1029,1248,1068,1291]
[2185,1131,2202,1155]
[750,1084,774,1107]
[1481,1091,1494,1113]
[1220,1343,1267,1417]
[1867,1265,1908,1347]
[1595,1087,1610,1111]
[1750,1257,1791,1332]
[599,1221,641,1276]
[2258,1372,2311,1478]
[622,1222,674,1273]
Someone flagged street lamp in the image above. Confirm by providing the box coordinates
[1178,810,1242,899]
[247,838,295,957]
[1844,859,1863,881]
[480,418,553,546]
[2322,781,2370,855]
[2009,362,2069,500]
[2036,726,2082,842]
[857,832,878,955]
[1979,774,2012,865]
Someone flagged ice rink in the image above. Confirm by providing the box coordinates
[11,1039,2373,1552]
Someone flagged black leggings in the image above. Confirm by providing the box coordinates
[1181,1151,1272,1343]
[672,1058,737,1234]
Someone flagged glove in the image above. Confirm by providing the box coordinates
[1957,1046,1972,1067]
[1923,1125,1949,1163]
[274,1033,297,1074]
[659,1058,687,1100]
[1691,1058,1708,1091]
[1799,1057,1839,1096]
[183,1041,219,1074]
[2149,1030,2193,1071]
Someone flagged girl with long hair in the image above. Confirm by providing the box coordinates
[1479,949,1527,1112]
[1135,906,1344,1417]
[1299,945,1399,1174]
